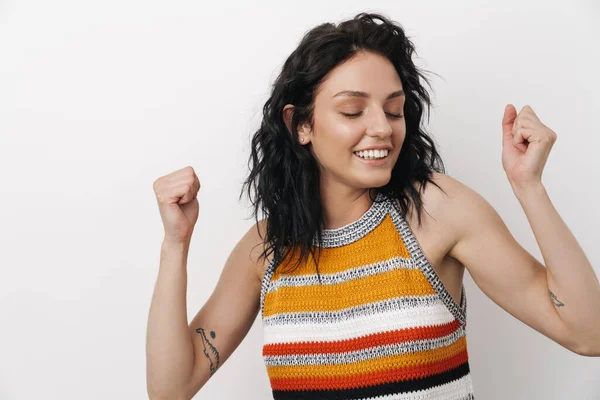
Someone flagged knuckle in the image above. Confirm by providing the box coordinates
[152,178,162,192]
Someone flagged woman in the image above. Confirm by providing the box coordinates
[146,12,600,400]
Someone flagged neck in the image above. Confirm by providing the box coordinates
[320,188,378,230]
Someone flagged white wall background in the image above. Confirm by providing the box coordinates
[1,0,599,398]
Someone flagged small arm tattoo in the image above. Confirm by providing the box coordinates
[196,328,220,376]
[549,289,565,307]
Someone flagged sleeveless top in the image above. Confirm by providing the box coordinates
[259,192,475,399]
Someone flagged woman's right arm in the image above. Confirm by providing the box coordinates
[146,239,195,399]
[146,166,267,399]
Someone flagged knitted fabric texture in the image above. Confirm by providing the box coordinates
[260,192,475,399]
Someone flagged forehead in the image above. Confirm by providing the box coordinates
[316,52,404,100]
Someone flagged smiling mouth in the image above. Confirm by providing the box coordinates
[353,149,390,160]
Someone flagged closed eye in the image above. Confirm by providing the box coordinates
[341,112,404,119]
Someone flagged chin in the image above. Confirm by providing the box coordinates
[357,176,391,188]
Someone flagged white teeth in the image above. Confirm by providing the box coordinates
[354,149,389,159]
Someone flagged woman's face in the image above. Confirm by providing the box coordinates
[297,51,406,194]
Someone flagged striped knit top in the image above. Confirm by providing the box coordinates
[259,192,475,399]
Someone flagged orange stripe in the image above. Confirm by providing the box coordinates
[266,336,467,379]
[263,320,462,356]
[272,215,411,278]
[263,266,435,316]
[270,349,469,391]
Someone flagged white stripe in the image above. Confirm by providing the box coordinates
[263,301,455,345]
[263,294,440,327]
[268,256,417,292]
[354,374,475,400]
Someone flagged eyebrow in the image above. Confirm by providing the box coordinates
[332,89,405,100]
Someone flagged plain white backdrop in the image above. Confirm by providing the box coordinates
[1,0,599,398]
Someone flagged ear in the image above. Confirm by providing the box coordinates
[283,104,311,143]
[282,104,295,134]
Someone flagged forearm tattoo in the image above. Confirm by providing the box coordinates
[196,328,220,376]
[549,289,565,307]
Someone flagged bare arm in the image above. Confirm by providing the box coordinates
[146,223,267,399]
[439,173,600,356]
[146,239,194,399]
[183,222,267,398]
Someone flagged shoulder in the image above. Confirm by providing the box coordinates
[424,171,503,246]
[422,171,486,211]
[410,171,494,244]
[239,218,272,285]
[422,171,465,199]
[406,171,465,220]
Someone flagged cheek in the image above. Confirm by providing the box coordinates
[335,121,367,145]
[393,123,407,142]
[396,129,406,143]
[320,119,364,151]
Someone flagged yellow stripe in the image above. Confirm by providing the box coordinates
[266,336,467,378]
[263,266,435,316]
[273,215,411,278]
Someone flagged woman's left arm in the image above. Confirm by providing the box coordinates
[513,181,600,355]
[504,104,600,355]
[447,104,600,356]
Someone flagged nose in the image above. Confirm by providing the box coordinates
[365,108,393,139]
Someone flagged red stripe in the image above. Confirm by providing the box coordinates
[270,349,468,391]
[263,320,461,357]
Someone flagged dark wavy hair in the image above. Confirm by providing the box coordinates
[240,12,446,280]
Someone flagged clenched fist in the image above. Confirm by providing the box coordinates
[153,166,200,244]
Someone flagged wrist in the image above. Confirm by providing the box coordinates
[511,181,547,204]
[161,237,191,252]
